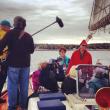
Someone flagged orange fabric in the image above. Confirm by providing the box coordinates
[66,49,92,74]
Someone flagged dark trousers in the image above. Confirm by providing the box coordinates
[0,61,8,96]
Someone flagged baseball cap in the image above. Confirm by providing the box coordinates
[0,20,11,27]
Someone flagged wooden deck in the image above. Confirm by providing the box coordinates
[0,78,107,110]
[0,77,98,110]
[0,92,108,110]
[0,92,8,110]
[28,94,97,110]
[0,78,33,110]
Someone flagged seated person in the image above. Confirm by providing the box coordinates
[88,66,108,95]
[32,61,59,93]
[32,62,48,92]
[66,40,92,75]
[61,40,92,94]
[48,47,70,82]
[57,47,70,73]
[62,65,93,94]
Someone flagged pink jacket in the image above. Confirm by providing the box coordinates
[32,69,41,92]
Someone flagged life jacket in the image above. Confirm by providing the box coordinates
[0,29,8,62]
[48,59,65,81]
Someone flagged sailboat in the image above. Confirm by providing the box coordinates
[0,1,110,110]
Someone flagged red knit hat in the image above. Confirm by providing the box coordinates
[80,40,88,46]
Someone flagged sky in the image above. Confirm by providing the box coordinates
[0,0,110,44]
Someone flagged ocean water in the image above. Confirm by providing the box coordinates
[30,50,110,73]
[2,50,110,92]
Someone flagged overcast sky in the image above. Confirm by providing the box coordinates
[0,0,110,44]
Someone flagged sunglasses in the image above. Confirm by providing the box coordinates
[82,45,87,47]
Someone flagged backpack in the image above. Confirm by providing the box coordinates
[39,64,58,92]
[56,64,65,81]
[50,59,66,81]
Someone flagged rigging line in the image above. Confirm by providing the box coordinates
[104,7,108,15]
[97,0,104,22]
[95,4,102,10]
[88,0,95,30]
[94,4,110,15]
[99,25,110,33]
[100,0,105,27]
[103,0,108,15]
[102,0,108,16]
[93,0,103,15]
[100,0,108,32]
[109,4,110,13]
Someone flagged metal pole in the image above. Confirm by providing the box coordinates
[32,21,56,36]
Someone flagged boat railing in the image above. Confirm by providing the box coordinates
[75,64,110,99]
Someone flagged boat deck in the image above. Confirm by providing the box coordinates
[0,92,8,110]
[0,79,33,110]
[28,94,97,110]
[0,78,98,110]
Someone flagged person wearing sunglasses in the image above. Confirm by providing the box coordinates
[66,40,92,75]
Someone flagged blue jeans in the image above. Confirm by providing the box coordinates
[88,77,108,93]
[7,67,30,110]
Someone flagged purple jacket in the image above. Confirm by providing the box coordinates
[32,69,41,92]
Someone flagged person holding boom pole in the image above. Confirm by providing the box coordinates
[0,16,34,110]
[0,16,64,109]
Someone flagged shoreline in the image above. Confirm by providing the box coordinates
[89,49,110,51]
[35,49,110,51]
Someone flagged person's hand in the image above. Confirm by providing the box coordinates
[79,78,85,83]
[65,73,70,77]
